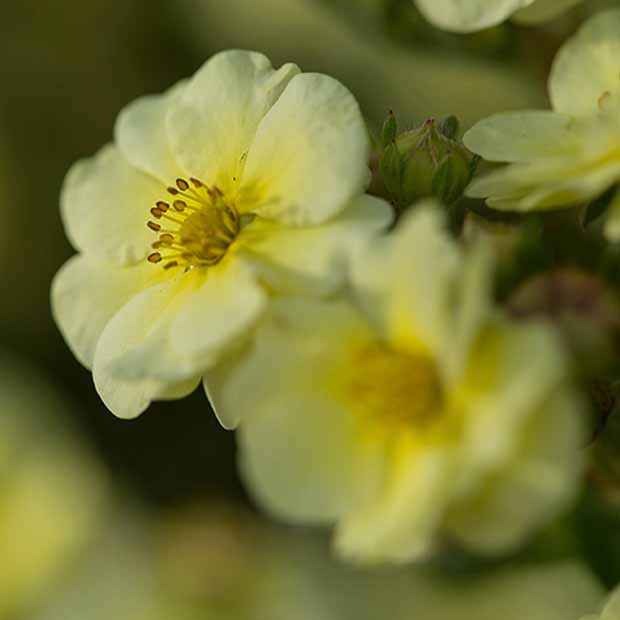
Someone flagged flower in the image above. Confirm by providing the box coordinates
[52,50,392,419]
[210,204,585,563]
[465,10,620,239]
[581,585,620,620]
[414,0,582,33]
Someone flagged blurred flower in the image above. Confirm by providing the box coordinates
[0,350,106,619]
[414,0,582,33]
[52,49,392,419]
[465,10,620,239]
[210,204,585,563]
[582,584,620,620]
[32,499,605,620]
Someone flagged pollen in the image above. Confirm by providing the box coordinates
[344,342,443,429]
[146,177,240,271]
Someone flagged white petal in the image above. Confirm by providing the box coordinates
[550,9,620,117]
[51,255,153,369]
[169,258,267,365]
[115,81,187,183]
[513,0,582,24]
[239,393,365,525]
[240,73,370,225]
[353,204,460,355]
[93,368,200,420]
[448,389,583,553]
[335,440,452,564]
[238,195,393,295]
[602,587,620,620]
[233,299,380,523]
[463,111,578,163]
[415,0,533,33]
[446,322,584,552]
[61,145,162,265]
[167,50,299,193]
[94,259,265,388]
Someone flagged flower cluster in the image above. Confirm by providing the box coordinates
[52,44,593,566]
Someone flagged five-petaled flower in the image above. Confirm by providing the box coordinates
[209,205,585,563]
[465,10,620,239]
[52,50,392,419]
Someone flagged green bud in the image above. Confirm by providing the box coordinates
[438,115,459,140]
[395,118,472,208]
[379,142,403,198]
[381,111,397,147]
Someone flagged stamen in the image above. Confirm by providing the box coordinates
[176,178,190,191]
[147,177,241,272]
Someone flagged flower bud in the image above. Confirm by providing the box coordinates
[395,117,473,207]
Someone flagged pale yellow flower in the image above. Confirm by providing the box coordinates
[415,0,582,33]
[209,204,585,563]
[465,10,620,239]
[581,585,620,620]
[52,50,391,419]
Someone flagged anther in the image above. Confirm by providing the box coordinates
[156,201,170,212]
[148,252,162,263]
[164,261,179,270]
[190,177,203,188]
[176,178,190,191]
[173,200,187,212]
[147,221,161,232]
[150,207,163,219]
[159,233,174,244]
[167,187,179,196]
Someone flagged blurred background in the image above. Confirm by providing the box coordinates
[1,0,619,617]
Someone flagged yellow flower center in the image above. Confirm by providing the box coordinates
[146,177,240,271]
[346,342,443,429]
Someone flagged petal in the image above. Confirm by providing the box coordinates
[114,81,187,183]
[415,0,533,33]
[237,195,393,296]
[94,259,265,387]
[93,367,200,420]
[513,0,582,24]
[445,322,584,552]
[230,298,384,522]
[353,204,460,355]
[603,587,620,620]
[169,258,267,365]
[463,111,579,163]
[335,440,452,564]
[448,388,583,553]
[51,255,153,369]
[61,145,163,265]
[240,73,370,225]
[166,50,299,193]
[239,393,365,525]
[550,9,620,117]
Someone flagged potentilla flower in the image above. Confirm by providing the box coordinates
[52,50,392,419]
[581,585,620,620]
[414,0,582,33]
[210,204,585,563]
[465,10,620,239]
